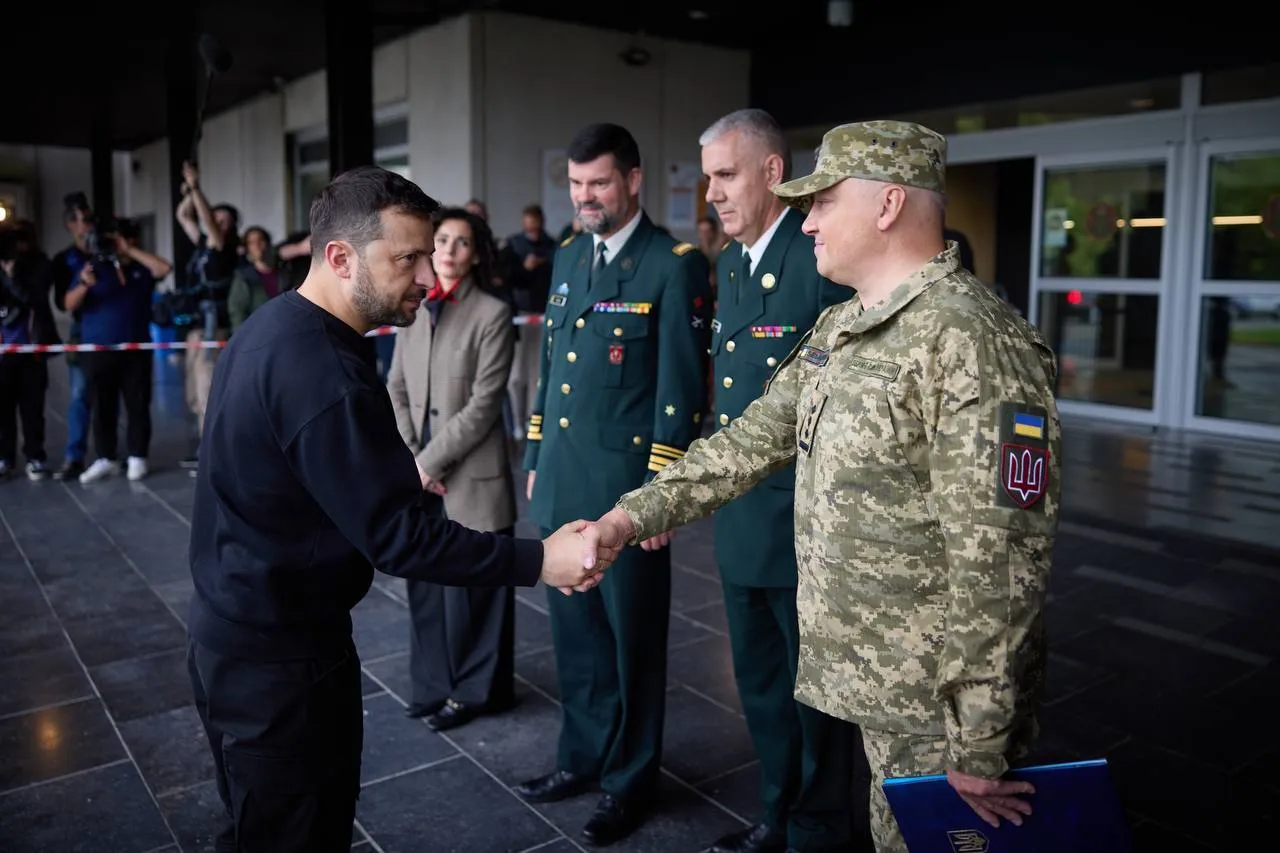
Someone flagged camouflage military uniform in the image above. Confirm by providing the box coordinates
[613,121,1061,853]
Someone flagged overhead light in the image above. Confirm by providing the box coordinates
[619,45,652,67]
[688,9,708,19]
[828,0,853,26]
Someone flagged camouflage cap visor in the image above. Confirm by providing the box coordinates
[772,170,843,210]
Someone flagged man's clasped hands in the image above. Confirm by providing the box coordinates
[538,507,674,594]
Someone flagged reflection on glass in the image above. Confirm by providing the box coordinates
[1205,152,1280,282]
[1037,291,1159,409]
[1040,162,1166,279]
[1196,295,1280,426]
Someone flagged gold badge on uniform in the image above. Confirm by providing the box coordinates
[761,273,776,289]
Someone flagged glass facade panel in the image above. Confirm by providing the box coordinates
[1204,151,1280,282]
[1040,162,1166,279]
[1037,291,1159,409]
[374,118,408,150]
[297,170,329,221]
[1196,295,1280,426]
[297,138,328,165]
[377,153,411,180]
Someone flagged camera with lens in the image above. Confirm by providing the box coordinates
[64,191,122,266]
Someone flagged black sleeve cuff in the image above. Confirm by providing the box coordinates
[508,536,544,588]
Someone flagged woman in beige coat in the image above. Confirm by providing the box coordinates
[387,208,518,731]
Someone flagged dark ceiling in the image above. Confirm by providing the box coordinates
[9,2,1278,152]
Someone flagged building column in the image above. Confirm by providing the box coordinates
[325,0,374,177]
[90,103,115,222]
[165,27,199,281]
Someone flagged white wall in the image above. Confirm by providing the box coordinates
[0,144,98,253]
[21,11,750,270]
[127,139,173,286]
[408,15,482,208]
[476,12,751,240]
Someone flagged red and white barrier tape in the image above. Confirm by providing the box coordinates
[0,313,546,354]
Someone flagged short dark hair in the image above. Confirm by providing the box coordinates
[213,204,241,230]
[243,225,273,246]
[566,123,641,176]
[309,166,441,261]
[522,204,544,219]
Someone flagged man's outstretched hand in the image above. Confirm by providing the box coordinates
[541,519,623,595]
[946,768,1035,828]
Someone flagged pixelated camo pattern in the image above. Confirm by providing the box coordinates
[616,244,1059,779]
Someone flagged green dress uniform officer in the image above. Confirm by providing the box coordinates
[516,123,712,847]
[711,208,870,853]
[592,120,1062,853]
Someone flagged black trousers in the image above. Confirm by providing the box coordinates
[187,638,363,853]
[407,526,516,708]
[0,355,48,464]
[80,350,152,460]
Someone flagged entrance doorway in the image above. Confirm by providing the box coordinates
[944,159,1035,316]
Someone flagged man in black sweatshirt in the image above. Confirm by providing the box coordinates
[187,166,616,852]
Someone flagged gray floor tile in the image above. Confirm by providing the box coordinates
[0,761,173,852]
[0,698,126,792]
[357,756,562,852]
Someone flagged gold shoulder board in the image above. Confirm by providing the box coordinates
[672,242,696,256]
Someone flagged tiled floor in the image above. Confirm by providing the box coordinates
[0,351,1277,852]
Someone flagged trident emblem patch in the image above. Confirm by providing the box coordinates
[1000,443,1048,508]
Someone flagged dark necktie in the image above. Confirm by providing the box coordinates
[738,250,751,304]
[590,242,608,287]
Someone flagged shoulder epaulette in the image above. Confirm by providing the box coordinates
[672,242,696,256]
[721,240,732,252]
[560,234,576,248]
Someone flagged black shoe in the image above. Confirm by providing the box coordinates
[514,769,594,803]
[52,459,84,481]
[404,700,447,719]
[708,823,787,853]
[582,794,645,846]
[427,699,478,732]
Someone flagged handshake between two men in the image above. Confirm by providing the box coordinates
[536,507,668,594]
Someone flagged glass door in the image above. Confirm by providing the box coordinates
[1029,148,1177,425]
[1182,138,1280,441]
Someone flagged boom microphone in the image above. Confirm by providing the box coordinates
[198,33,233,74]
[190,34,233,166]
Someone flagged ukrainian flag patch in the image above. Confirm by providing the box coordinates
[1013,412,1045,439]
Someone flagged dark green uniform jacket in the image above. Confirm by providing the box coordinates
[711,208,848,587]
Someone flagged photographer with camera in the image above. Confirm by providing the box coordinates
[0,219,58,481]
[174,160,239,471]
[48,193,101,481]
[64,217,172,484]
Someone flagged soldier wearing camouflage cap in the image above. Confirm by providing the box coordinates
[583,119,1061,853]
